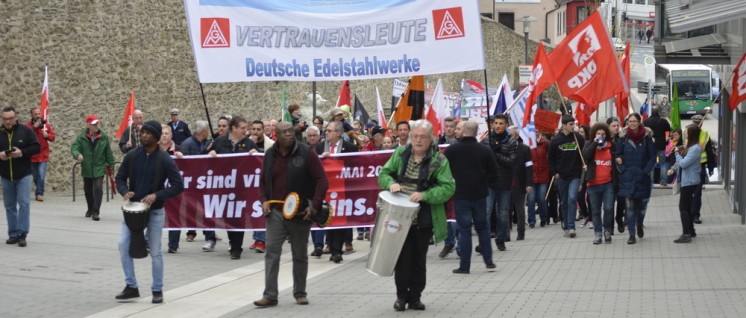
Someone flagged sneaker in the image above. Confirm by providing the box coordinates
[496,242,506,251]
[593,237,602,245]
[202,240,216,252]
[569,229,576,238]
[152,291,163,304]
[439,244,455,258]
[452,268,470,274]
[248,241,257,250]
[254,241,266,253]
[310,247,323,257]
[322,246,331,254]
[115,285,140,300]
[356,233,364,240]
[674,234,692,243]
[604,231,612,243]
[627,236,636,244]
[17,237,27,247]
[167,247,177,253]
[230,250,242,260]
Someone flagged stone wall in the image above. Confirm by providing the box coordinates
[0,1,546,192]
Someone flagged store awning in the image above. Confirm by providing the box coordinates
[666,0,746,33]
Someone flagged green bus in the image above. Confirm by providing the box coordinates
[658,64,715,115]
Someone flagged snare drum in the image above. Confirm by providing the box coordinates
[122,201,150,259]
[366,191,420,276]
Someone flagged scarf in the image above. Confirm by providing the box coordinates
[625,126,645,144]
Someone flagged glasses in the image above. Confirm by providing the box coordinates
[411,134,429,142]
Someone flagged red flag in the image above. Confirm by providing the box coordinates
[730,51,746,111]
[575,102,596,127]
[523,44,555,126]
[115,90,135,139]
[464,79,485,94]
[548,11,627,106]
[39,66,49,120]
[375,87,388,129]
[337,80,351,107]
[615,42,631,120]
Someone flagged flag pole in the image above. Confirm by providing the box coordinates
[552,82,587,167]
[700,69,737,126]
[312,81,317,119]
[483,69,493,146]
[198,83,215,137]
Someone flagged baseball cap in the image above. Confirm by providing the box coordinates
[86,115,99,125]
[371,126,385,136]
[170,108,180,115]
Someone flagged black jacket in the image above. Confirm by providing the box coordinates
[481,131,517,190]
[115,147,184,210]
[643,114,671,150]
[169,120,192,145]
[512,142,534,190]
[316,139,357,154]
[548,131,585,180]
[118,125,140,154]
[444,136,497,200]
[209,134,258,154]
[0,123,40,180]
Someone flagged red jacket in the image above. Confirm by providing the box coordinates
[530,137,551,184]
[25,121,56,163]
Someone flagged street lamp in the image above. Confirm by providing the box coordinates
[517,16,537,64]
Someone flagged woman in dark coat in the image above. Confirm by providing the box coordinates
[615,113,656,244]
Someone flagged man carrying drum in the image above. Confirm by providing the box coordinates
[253,121,328,307]
[378,119,455,312]
[114,120,184,304]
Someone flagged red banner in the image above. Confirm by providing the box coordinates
[165,151,398,230]
[533,109,561,133]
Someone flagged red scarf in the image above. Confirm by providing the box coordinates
[625,126,645,143]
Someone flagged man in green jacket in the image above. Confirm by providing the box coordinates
[378,119,455,312]
[71,115,116,221]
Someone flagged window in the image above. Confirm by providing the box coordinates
[556,11,566,37]
[577,6,591,25]
[623,0,633,3]
[635,0,646,4]
[498,12,515,31]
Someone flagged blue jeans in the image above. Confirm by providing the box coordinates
[253,230,266,242]
[2,175,32,238]
[556,178,581,231]
[455,198,492,270]
[625,198,645,237]
[486,188,511,243]
[311,230,325,249]
[657,150,669,184]
[31,162,48,196]
[527,183,548,225]
[444,222,458,246]
[119,208,165,291]
[587,182,615,236]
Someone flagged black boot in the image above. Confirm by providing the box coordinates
[115,286,140,300]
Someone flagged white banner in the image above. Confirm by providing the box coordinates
[184,0,485,83]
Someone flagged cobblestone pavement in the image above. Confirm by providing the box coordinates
[1,188,745,318]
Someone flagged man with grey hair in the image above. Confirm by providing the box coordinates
[119,109,144,153]
[445,121,498,273]
[316,120,357,262]
[304,126,322,148]
[170,120,211,246]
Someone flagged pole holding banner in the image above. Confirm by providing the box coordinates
[198,83,215,137]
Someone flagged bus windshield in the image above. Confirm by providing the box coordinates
[672,70,711,101]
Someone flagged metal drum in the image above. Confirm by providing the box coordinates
[122,201,150,259]
[366,191,420,277]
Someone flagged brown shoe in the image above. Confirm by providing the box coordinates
[322,246,331,254]
[345,243,353,252]
[253,297,278,307]
[295,296,309,305]
[36,195,44,202]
